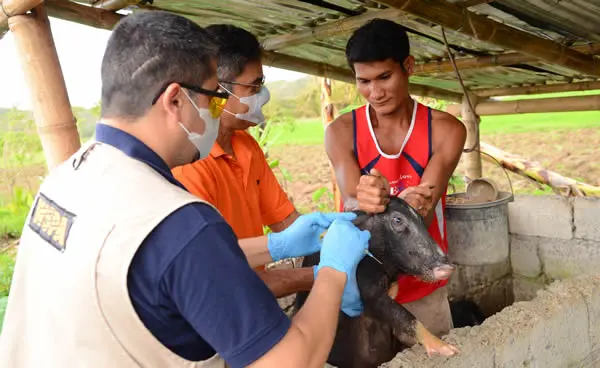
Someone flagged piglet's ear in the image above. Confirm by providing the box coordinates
[351,212,371,229]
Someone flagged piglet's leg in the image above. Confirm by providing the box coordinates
[357,260,459,357]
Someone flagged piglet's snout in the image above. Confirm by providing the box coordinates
[432,264,455,280]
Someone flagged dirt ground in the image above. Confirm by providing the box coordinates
[1,128,598,211]
[271,127,600,212]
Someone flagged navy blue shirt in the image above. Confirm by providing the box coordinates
[95,124,290,367]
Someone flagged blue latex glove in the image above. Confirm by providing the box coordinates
[315,219,371,317]
[313,263,363,317]
[267,212,357,262]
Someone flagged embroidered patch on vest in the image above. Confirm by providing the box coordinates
[28,193,75,252]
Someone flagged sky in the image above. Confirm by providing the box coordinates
[0,17,307,110]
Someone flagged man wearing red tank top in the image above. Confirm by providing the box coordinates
[325,19,466,338]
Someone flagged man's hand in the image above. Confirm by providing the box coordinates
[316,219,371,317]
[398,182,434,218]
[267,212,357,261]
[356,168,390,213]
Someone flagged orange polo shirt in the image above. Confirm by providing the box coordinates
[171,130,295,240]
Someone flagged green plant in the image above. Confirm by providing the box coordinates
[0,187,34,238]
[0,252,15,298]
[312,186,335,212]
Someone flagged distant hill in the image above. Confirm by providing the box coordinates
[266,77,315,100]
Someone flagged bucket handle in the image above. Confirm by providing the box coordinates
[471,148,515,198]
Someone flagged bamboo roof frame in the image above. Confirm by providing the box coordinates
[3,0,600,101]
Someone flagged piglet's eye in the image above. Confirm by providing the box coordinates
[392,216,403,224]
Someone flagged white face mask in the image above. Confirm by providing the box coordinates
[180,89,220,161]
[220,84,271,125]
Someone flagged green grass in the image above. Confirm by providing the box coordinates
[269,105,600,146]
[0,296,7,334]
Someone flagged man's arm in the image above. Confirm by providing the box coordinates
[418,111,466,226]
[268,210,300,233]
[255,267,315,298]
[166,206,369,368]
[325,113,369,212]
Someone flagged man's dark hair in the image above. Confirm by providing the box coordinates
[345,19,410,71]
[204,24,262,89]
[100,11,217,119]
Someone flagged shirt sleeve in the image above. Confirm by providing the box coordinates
[254,143,295,226]
[161,217,290,367]
[171,165,217,206]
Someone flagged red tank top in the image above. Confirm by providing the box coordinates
[342,101,449,304]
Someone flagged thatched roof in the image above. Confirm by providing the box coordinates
[3,0,600,102]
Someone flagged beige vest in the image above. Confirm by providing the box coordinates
[0,141,226,368]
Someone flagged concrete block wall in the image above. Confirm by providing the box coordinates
[384,274,600,368]
[509,195,600,302]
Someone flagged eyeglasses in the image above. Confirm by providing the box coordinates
[219,76,265,91]
[152,82,229,119]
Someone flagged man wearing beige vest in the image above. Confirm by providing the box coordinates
[0,11,371,368]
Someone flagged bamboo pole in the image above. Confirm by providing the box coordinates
[480,142,600,196]
[446,93,600,116]
[9,4,81,170]
[91,0,138,11]
[377,0,600,77]
[474,80,600,98]
[46,0,121,30]
[461,93,482,178]
[320,78,342,211]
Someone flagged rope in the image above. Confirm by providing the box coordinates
[440,27,481,153]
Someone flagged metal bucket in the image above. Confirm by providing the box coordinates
[445,155,515,265]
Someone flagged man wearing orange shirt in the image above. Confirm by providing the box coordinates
[172,24,314,298]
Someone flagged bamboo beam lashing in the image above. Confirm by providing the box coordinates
[446,94,600,116]
[9,4,81,170]
[377,0,600,77]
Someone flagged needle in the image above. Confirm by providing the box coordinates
[364,249,383,265]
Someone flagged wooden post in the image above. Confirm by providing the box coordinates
[9,4,81,170]
[461,92,482,179]
[320,78,342,211]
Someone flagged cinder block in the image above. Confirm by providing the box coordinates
[388,275,600,368]
[574,197,600,242]
[512,275,546,302]
[510,235,542,277]
[384,326,496,368]
[508,195,573,239]
[568,274,600,353]
[539,238,600,280]
[528,281,591,367]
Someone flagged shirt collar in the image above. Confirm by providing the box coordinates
[95,123,188,191]
[209,141,227,158]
